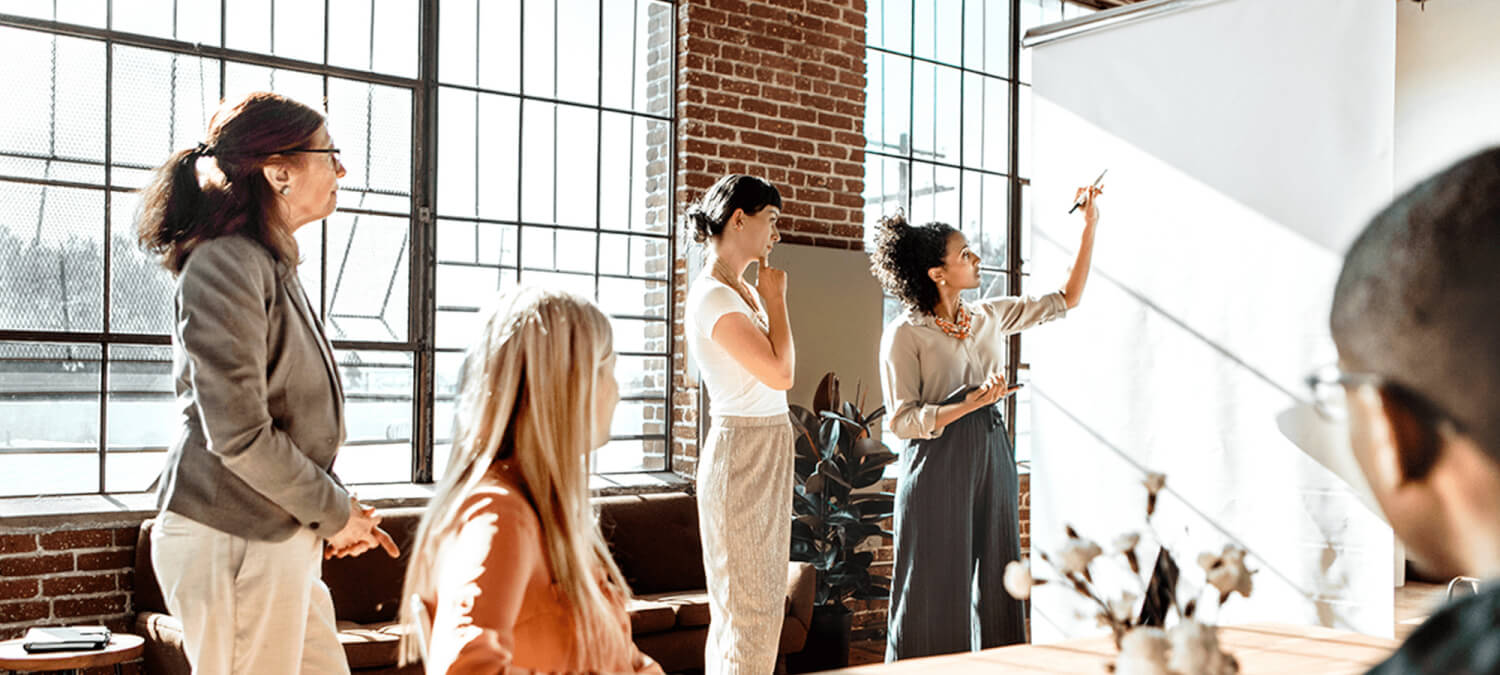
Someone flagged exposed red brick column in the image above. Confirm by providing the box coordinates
[670,0,869,478]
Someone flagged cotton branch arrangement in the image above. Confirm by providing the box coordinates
[1003,473,1256,675]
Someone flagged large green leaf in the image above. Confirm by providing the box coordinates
[804,473,826,495]
[813,372,840,415]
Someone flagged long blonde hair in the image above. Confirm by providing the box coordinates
[399,287,632,666]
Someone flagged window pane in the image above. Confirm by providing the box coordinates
[960,170,1010,265]
[112,0,221,45]
[0,0,106,27]
[913,0,962,66]
[1019,84,1033,179]
[223,62,323,111]
[109,192,176,335]
[0,182,104,332]
[864,154,908,229]
[593,438,663,473]
[609,317,666,354]
[1,28,107,186]
[0,341,101,497]
[438,219,518,267]
[964,0,1010,77]
[437,89,521,221]
[521,228,597,275]
[327,78,414,208]
[597,276,670,318]
[105,344,174,493]
[325,212,410,342]
[601,1,674,115]
[599,113,672,234]
[332,349,414,484]
[524,0,600,104]
[328,0,419,78]
[909,162,959,227]
[963,73,1009,174]
[864,50,911,156]
[520,102,598,227]
[911,62,960,165]
[867,0,912,53]
[225,0,326,65]
[112,46,221,175]
[617,355,668,399]
[598,234,670,281]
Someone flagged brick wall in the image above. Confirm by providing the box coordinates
[0,523,143,674]
[669,0,871,478]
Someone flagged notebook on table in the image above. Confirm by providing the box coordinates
[21,625,111,653]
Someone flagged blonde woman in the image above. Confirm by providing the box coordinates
[684,174,795,673]
[398,287,661,674]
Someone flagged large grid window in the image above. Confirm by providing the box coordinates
[0,0,676,498]
[863,0,1092,461]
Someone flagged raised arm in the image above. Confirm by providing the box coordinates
[1060,186,1102,310]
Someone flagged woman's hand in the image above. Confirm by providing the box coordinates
[1075,185,1102,228]
[325,498,401,559]
[964,371,1011,409]
[755,256,787,302]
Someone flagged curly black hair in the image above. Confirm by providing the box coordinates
[869,212,958,315]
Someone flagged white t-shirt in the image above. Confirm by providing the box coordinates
[686,276,789,418]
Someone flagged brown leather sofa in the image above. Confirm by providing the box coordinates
[133,492,815,674]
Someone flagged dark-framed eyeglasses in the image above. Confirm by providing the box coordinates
[284,147,342,165]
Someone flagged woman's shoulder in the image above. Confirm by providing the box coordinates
[179,234,277,280]
[455,475,542,539]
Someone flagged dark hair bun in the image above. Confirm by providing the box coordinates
[686,205,716,244]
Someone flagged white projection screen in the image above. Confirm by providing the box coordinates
[1024,0,1397,640]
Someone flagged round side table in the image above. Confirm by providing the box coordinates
[0,633,143,675]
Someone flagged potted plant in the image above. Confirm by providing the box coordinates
[786,372,899,671]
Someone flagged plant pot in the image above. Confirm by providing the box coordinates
[787,605,853,673]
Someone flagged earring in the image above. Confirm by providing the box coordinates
[940,280,947,286]
[279,185,291,196]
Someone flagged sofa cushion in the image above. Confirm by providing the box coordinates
[322,508,426,625]
[597,493,706,595]
[626,599,679,634]
[335,619,408,670]
[636,590,712,628]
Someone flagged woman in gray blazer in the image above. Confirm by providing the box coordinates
[136,91,396,675]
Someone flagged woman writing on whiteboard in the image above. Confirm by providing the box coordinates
[872,186,1102,660]
[684,174,795,673]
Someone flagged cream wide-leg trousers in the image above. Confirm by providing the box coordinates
[697,414,795,675]
[150,510,349,675]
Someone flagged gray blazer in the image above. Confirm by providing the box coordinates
[155,234,351,542]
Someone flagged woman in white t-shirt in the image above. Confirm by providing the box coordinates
[684,174,795,674]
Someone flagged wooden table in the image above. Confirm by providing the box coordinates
[820,623,1400,674]
[0,633,143,674]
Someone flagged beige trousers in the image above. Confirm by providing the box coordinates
[151,510,349,675]
[698,414,795,675]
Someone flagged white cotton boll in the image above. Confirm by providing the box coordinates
[1167,619,1237,675]
[1003,560,1034,600]
[1113,532,1141,554]
[1115,627,1171,675]
[1109,591,1139,622]
[1059,538,1103,576]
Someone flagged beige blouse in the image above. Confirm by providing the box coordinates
[879,291,1068,441]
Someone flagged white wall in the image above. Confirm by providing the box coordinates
[1395,0,1500,191]
[1026,0,1396,641]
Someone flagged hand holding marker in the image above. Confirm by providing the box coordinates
[1068,169,1107,214]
